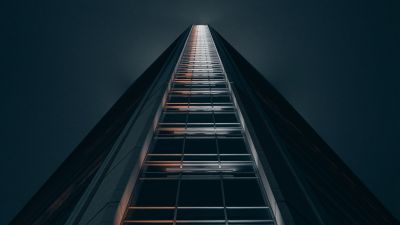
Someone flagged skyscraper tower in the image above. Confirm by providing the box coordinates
[11,25,398,225]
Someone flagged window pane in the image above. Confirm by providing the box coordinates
[125,223,173,225]
[125,209,174,220]
[152,138,184,154]
[214,113,238,123]
[218,138,247,154]
[170,96,188,103]
[188,113,214,123]
[213,96,231,103]
[183,155,218,161]
[147,155,181,162]
[162,113,187,123]
[227,223,274,225]
[213,83,227,88]
[223,179,265,206]
[134,180,178,206]
[179,180,223,206]
[177,208,225,220]
[227,208,272,220]
[190,96,211,103]
[178,223,224,225]
[220,155,251,161]
[185,138,217,154]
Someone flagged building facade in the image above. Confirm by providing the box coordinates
[11,25,398,225]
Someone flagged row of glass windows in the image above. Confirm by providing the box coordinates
[151,137,247,154]
[161,113,238,124]
[126,207,272,221]
[132,179,266,207]
[122,26,275,225]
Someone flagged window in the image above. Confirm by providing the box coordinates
[125,209,174,220]
[123,26,275,225]
[134,180,178,206]
[223,179,265,206]
[170,96,188,103]
[162,113,187,123]
[190,96,211,103]
[214,113,238,123]
[188,113,214,123]
[177,208,225,220]
[147,155,181,162]
[220,155,251,161]
[227,208,272,220]
[179,180,223,206]
[212,83,227,89]
[183,155,218,161]
[152,138,184,154]
[218,138,248,154]
[213,96,231,103]
[184,138,217,154]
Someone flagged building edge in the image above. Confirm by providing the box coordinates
[9,28,190,225]
[209,26,399,225]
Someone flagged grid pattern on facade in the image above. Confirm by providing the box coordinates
[122,25,276,225]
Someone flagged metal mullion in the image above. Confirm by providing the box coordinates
[171,32,197,224]
[176,220,226,224]
[226,206,270,209]
[206,42,229,225]
[124,26,279,225]
[128,206,176,210]
[206,27,276,216]
[124,220,174,223]
[178,206,224,209]
[228,220,275,223]
[171,28,200,225]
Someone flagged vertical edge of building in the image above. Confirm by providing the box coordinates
[9,28,190,225]
[209,26,399,225]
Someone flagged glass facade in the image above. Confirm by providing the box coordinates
[122,25,276,225]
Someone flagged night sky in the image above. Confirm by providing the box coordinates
[2,0,399,224]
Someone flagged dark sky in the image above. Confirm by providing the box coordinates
[2,0,399,224]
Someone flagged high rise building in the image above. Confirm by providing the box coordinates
[11,25,398,225]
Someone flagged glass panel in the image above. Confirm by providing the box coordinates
[134,180,178,206]
[177,208,225,220]
[220,155,252,161]
[190,96,212,103]
[178,223,224,225]
[123,25,276,225]
[188,113,214,123]
[213,83,227,88]
[214,113,238,123]
[213,96,231,103]
[227,208,272,220]
[178,180,223,206]
[162,113,187,123]
[227,223,274,225]
[125,209,175,220]
[170,96,189,103]
[183,155,218,161]
[184,139,217,154]
[147,155,182,162]
[218,138,248,154]
[152,138,184,154]
[125,223,173,225]
[223,179,265,206]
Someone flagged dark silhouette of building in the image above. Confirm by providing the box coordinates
[10,25,398,225]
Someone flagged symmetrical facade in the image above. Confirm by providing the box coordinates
[120,25,278,225]
[11,25,398,225]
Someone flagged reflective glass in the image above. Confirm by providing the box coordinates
[179,180,223,206]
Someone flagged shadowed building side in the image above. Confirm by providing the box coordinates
[10,25,398,225]
[210,27,399,225]
[9,29,189,225]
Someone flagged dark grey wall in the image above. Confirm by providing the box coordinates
[2,0,399,224]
